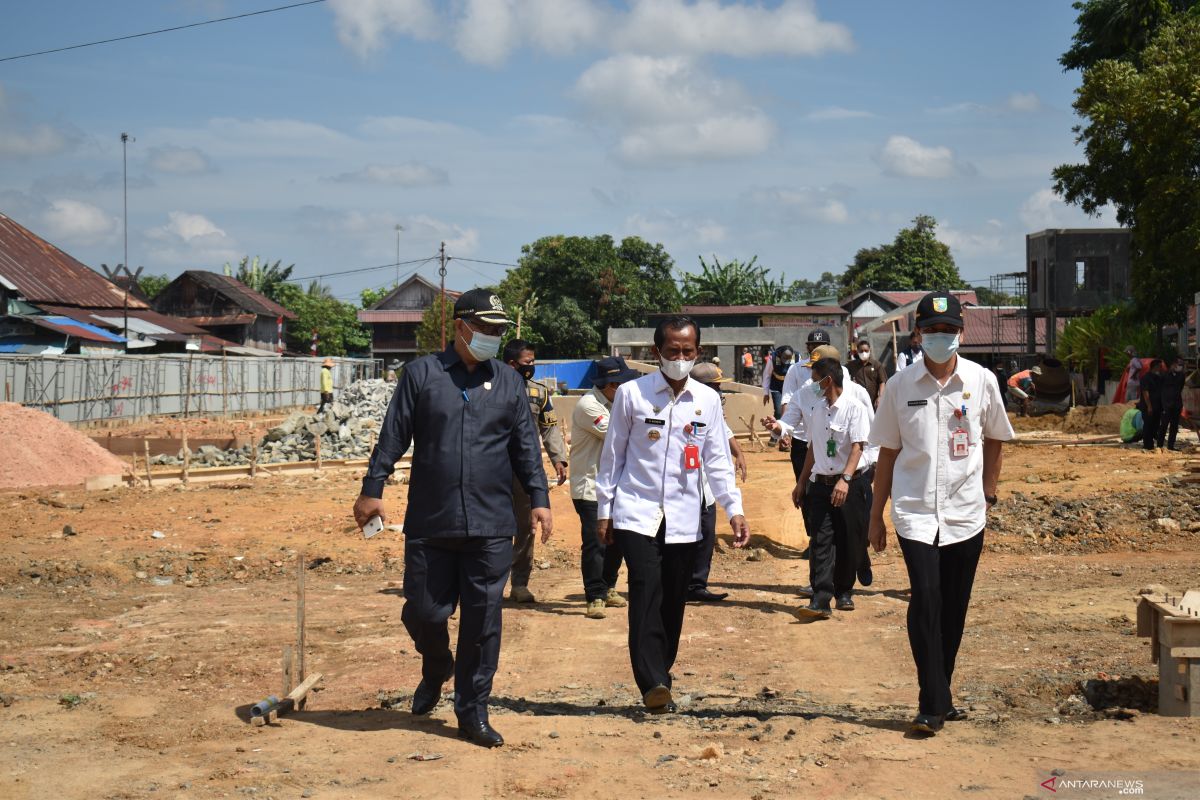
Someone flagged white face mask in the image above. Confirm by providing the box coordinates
[460,328,501,361]
[660,358,695,381]
[921,332,960,364]
[809,378,826,397]
[857,350,870,361]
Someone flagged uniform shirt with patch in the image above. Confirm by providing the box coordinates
[799,394,870,477]
[868,356,1015,546]
[525,378,567,464]
[569,386,612,502]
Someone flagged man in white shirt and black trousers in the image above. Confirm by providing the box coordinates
[868,291,1015,736]
[792,356,872,619]
[597,316,751,714]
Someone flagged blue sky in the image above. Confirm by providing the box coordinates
[0,1,1116,302]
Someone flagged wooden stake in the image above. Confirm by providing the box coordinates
[143,440,153,488]
[181,429,190,486]
[296,550,306,705]
[739,415,767,452]
[315,437,322,471]
[251,441,259,479]
[282,645,294,697]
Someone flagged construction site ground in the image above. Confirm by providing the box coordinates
[2,431,1199,799]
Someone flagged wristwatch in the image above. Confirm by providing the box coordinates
[841,473,853,483]
[985,494,998,506]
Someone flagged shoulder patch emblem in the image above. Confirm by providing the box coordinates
[933,297,948,313]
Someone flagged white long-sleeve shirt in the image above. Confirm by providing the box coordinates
[569,387,611,502]
[778,371,878,467]
[597,371,744,542]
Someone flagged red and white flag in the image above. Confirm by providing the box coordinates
[310,330,318,355]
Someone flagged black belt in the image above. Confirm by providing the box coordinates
[812,466,874,486]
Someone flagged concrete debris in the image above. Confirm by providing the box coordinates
[151,379,392,468]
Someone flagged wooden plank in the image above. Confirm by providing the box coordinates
[1169,647,1200,658]
[296,550,306,707]
[1162,617,1200,649]
[143,440,152,488]
[282,645,293,697]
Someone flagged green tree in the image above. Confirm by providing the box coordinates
[1053,10,1200,327]
[840,215,965,293]
[415,293,456,355]
[1059,0,1198,71]
[498,235,682,358]
[135,273,171,299]
[681,255,789,305]
[360,285,391,309]
[272,280,370,357]
[1056,303,1157,380]
[972,285,1025,306]
[225,256,295,298]
[788,271,842,302]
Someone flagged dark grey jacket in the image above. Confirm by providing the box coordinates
[362,347,550,538]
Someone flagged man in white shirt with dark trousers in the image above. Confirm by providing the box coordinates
[597,316,750,714]
[868,292,1014,736]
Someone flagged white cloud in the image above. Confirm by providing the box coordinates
[329,0,851,63]
[358,115,471,139]
[145,211,239,267]
[625,211,728,246]
[328,162,448,186]
[743,186,849,224]
[1019,188,1119,230]
[298,207,480,256]
[574,54,774,164]
[0,83,77,158]
[937,221,1006,259]
[877,135,974,179]
[40,199,119,245]
[615,0,853,58]
[147,145,215,174]
[329,0,439,58]
[1006,91,1041,113]
[805,106,875,121]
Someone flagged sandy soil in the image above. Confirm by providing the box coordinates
[1,438,1198,800]
[0,404,131,490]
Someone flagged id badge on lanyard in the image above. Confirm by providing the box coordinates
[951,401,969,457]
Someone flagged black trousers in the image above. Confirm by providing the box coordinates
[316,391,333,414]
[690,500,717,592]
[789,439,809,482]
[897,530,985,716]
[511,479,534,587]
[1142,408,1161,449]
[573,499,624,601]
[801,475,870,608]
[402,536,512,724]
[1158,406,1182,449]
[615,523,698,695]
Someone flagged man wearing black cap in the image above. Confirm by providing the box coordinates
[352,288,553,748]
[867,291,1014,736]
[570,356,639,618]
[778,328,833,481]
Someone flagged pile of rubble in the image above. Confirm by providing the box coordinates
[151,379,393,468]
[988,485,1200,554]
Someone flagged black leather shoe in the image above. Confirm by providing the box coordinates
[688,588,729,602]
[799,546,811,560]
[835,593,855,611]
[945,706,968,721]
[649,701,678,715]
[458,718,504,748]
[795,602,832,620]
[411,664,454,716]
[909,713,945,735]
[857,563,874,587]
[797,584,814,598]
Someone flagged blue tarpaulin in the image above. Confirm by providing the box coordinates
[533,360,595,390]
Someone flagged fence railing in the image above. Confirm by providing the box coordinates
[0,353,374,424]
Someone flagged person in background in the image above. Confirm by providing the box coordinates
[1123,346,1144,403]
[688,362,748,603]
[571,356,638,619]
[896,330,924,372]
[792,357,872,619]
[597,316,749,714]
[352,288,552,748]
[741,347,755,383]
[847,338,887,410]
[385,359,402,382]
[503,339,568,603]
[762,345,795,447]
[317,358,335,414]
[867,292,1015,736]
[1158,357,1186,451]
[712,356,721,369]
[778,329,834,479]
[1139,358,1165,451]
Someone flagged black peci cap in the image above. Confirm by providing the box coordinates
[453,288,510,325]
[914,292,963,329]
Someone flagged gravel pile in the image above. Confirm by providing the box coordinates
[151,379,393,468]
[0,403,131,489]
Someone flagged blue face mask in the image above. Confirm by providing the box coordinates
[921,332,960,364]
[809,378,826,397]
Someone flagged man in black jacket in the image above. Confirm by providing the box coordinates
[1140,359,1165,451]
[1158,357,1186,451]
[352,288,553,748]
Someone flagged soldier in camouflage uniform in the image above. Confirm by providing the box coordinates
[503,339,568,602]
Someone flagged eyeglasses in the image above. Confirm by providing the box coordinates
[464,319,507,337]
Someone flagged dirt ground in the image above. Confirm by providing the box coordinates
[2,434,1199,799]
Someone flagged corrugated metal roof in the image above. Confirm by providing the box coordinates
[189,313,258,326]
[359,309,425,323]
[0,213,149,309]
[25,315,128,342]
[179,271,297,319]
[33,304,211,336]
[879,290,979,307]
[674,305,848,316]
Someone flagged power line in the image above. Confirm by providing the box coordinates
[451,256,518,269]
[330,261,437,301]
[284,255,438,283]
[0,0,327,63]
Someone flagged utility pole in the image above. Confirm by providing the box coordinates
[121,132,134,340]
[394,224,403,286]
[439,241,448,350]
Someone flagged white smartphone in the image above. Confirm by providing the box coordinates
[362,515,384,539]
